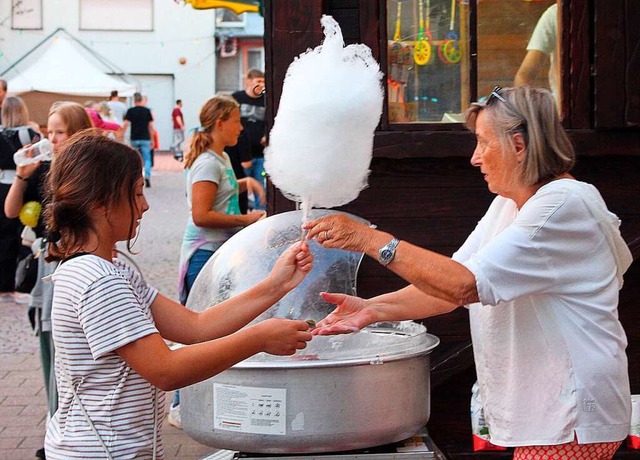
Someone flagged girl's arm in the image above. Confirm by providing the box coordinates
[116,318,311,391]
[151,279,291,344]
[5,155,41,217]
[192,181,263,228]
[151,241,313,344]
[120,241,314,390]
[4,177,28,217]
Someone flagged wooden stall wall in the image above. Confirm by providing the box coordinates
[265,1,640,458]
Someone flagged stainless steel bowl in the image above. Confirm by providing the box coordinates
[182,210,439,453]
[182,322,439,453]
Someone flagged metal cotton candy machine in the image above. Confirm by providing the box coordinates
[182,210,439,454]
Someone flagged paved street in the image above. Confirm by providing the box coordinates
[0,152,215,460]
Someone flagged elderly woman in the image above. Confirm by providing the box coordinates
[303,86,632,459]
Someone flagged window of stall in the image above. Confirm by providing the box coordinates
[385,0,558,125]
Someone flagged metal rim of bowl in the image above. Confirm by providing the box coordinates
[234,331,440,369]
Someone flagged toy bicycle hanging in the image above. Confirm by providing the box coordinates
[413,0,432,66]
[390,1,412,75]
[438,0,462,64]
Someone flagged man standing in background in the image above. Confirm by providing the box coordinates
[122,92,154,187]
[171,99,185,161]
[228,68,267,211]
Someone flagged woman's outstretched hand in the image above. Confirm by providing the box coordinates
[312,292,377,335]
[268,241,313,293]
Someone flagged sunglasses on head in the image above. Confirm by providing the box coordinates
[487,85,508,105]
[485,86,528,132]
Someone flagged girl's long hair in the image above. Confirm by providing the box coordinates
[48,101,93,135]
[184,95,238,169]
[44,129,142,261]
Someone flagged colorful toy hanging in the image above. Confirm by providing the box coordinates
[438,0,462,64]
[414,0,432,65]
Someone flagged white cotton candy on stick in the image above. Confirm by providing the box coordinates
[264,15,383,218]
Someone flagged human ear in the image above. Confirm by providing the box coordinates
[513,132,527,161]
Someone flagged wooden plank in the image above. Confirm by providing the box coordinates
[326,0,358,8]
[343,188,493,218]
[374,131,476,157]
[367,156,486,188]
[267,0,325,118]
[367,129,640,159]
[326,8,360,43]
[358,0,380,59]
[566,0,591,128]
[625,0,640,125]
[375,0,389,131]
[568,130,640,157]
[593,0,626,128]
[265,0,325,215]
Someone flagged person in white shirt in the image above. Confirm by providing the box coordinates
[303,86,632,459]
[106,90,127,125]
[515,4,559,104]
[42,130,313,459]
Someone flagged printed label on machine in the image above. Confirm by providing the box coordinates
[213,383,287,435]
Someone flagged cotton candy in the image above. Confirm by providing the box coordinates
[264,15,383,217]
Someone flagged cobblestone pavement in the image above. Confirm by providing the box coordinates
[0,152,216,460]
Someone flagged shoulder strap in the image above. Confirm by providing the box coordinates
[17,127,32,147]
[58,356,158,459]
[58,363,115,460]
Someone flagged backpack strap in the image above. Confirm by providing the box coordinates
[17,127,32,147]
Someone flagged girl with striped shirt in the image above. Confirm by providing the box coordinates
[42,130,313,459]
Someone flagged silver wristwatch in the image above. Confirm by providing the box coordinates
[378,238,400,266]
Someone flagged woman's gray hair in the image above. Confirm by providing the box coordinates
[465,86,575,186]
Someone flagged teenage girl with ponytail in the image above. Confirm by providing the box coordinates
[43,130,312,459]
[178,95,266,304]
[172,95,268,427]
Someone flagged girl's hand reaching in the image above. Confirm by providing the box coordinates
[250,318,313,355]
[312,292,378,335]
[267,241,313,294]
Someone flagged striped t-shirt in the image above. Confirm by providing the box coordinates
[45,255,164,459]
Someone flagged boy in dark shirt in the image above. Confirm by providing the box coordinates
[227,69,266,211]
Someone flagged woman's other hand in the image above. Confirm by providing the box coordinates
[303,214,372,252]
[312,292,377,335]
[251,318,313,355]
[268,241,313,293]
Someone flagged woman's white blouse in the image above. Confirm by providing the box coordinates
[453,179,631,446]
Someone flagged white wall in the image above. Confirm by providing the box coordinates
[0,0,217,142]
